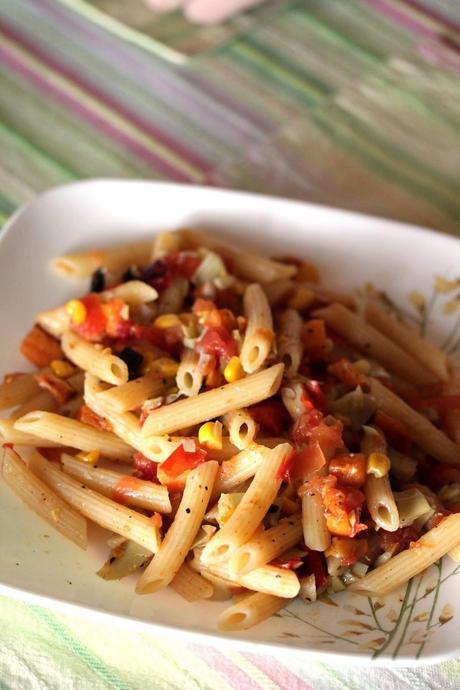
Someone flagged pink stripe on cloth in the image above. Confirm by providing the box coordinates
[400,0,460,32]
[187,643,266,690]
[0,20,212,173]
[242,652,314,690]
[0,28,195,181]
[364,0,439,37]
[417,38,460,74]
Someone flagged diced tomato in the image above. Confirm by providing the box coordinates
[304,550,328,589]
[73,294,107,341]
[102,299,130,338]
[160,443,208,479]
[129,324,182,356]
[192,298,217,314]
[275,449,297,482]
[286,442,326,483]
[202,308,237,333]
[293,411,343,460]
[274,554,304,570]
[36,373,73,405]
[302,379,328,415]
[169,252,202,280]
[328,358,366,388]
[112,476,143,504]
[20,325,63,367]
[329,453,366,488]
[205,368,225,389]
[2,443,13,450]
[249,400,292,436]
[140,259,171,292]
[196,327,238,365]
[302,319,327,360]
[379,526,419,556]
[133,452,158,481]
[326,536,368,567]
[214,288,240,313]
[78,404,113,432]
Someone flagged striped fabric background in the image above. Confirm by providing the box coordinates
[1,1,460,688]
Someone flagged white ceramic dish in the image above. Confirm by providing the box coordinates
[1,180,459,666]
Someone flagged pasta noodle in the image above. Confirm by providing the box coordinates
[170,562,214,602]
[94,374,169,414]
[176,349,203,397]
[229,514,302,574]
[62,332,129,385]
[218,593,288,631]
[221,409,257,450]
[301,492,331,552]
[277,308,303,377]
[52,240,152,278]
[141,363,284,437]
[0,374,40,410]
[136,461,218,593]
[240,284,274,373]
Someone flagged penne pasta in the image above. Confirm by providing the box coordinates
[230,514,302,574]
[197,559,300,599]
[0,418,61,447]
[2,448,87,549]
[183,230,297,284]
[212,444,269,497]
[170,562,214,602]
[176,349,204,397]
[202,443,292,563]
[141,363,284,437]
[14,411,132,461]
[314,303,435,385]
[156,277,188,316]
[277,309,303,377]
[136,461,218,593]
[350,514,460,596]
[0,374,40,410]
[61,454,171,513]
[51,240,152,278]
[365,301,449,381]
[9,389,59,420]
[61,332,129,386]
[240,284,274,373]
[221,409,257,450]
[94,374,169,414]
[218,593,288,631]
[369,378,460,467]
[364,474,399,532]
[151,230,183,260]
[301,492,331,552]
[394,488,431,528]
[29,452,161,552]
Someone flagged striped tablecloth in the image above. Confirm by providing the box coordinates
[1,1,460,688]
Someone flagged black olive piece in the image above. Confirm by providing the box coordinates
[90,268,106,293]
[119,347,144,380]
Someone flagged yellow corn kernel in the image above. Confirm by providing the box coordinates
[146,357,179,378]
[198,421,223,450]
[154,314,182,329]
[66,299,87,325]
[223,356,245,383]
[50,359,75,379]
[287,287,315,311]
[76,450,100,466]
[366,452,391,478]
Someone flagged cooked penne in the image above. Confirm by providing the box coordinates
[51,240,152,278]
[230,514,302,574]
[29,452,161,552]
[151,230,183,260]
[369,378,460,467]
[198,559,300,599]
[61,454,171,513]
[0,418,62,447]
[218,593,288,631]
[9,389,59,420]
[94,374,169,414]
[351,514,460,596]
[212,444,267,497]
[202,443,292,563]
[365,301,449,381]
[277,309,303,377]
[364,474,399,532]
[0,374,40,410]
[183,230,296,283]
[14,411,132,460]
[2,448,87,549]
[222,409,257,450]
[302,492,331,551]
[394,488,431,528]
[170,562,214,602]
[142,363,284,437]
[314,303,434,385]
[136,461,218,593]
[176,349,203,397]
[61,332,128,385]
[240,284,274,373]
[156,277,188,316]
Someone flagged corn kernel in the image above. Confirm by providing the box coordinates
[146,357,179,378]
[366,452,391,478]
[154,314,182,329]
[76,450,100,466]
[198,421,223,450]
[66,299,87,325]
[223,356,245,383]
[50,359,75,379]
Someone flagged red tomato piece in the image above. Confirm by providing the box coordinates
[293,411,343,460]
[287,442,326,483]
[304,550,328,589]
[74,294,107,341]
[328,358,366,388]
[326,536,368,567]
[249,400,292,436]
[160,443,208,479]
[133,452,158,482]
[196,327,238,364]
[329,453,366,488]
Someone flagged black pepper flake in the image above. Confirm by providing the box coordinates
[90,267,106,293]
[185,508,191,514]
[205,486,208,491]
[122,266,140,282]
[15,562,19,566]
[109,556,116,564]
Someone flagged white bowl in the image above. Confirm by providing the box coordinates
[1,180,459,666]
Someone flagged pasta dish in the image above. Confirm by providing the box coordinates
[1,228,460,632]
